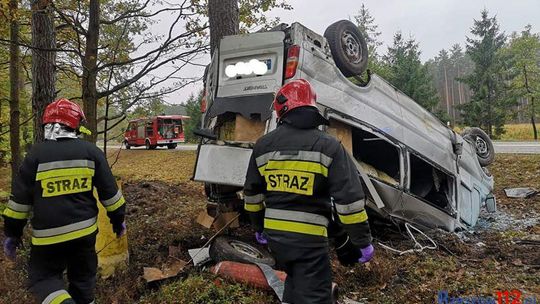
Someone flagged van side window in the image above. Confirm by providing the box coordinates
[409,153,454,211]
[349,125,401,187]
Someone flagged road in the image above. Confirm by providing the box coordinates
[493,141,540,154]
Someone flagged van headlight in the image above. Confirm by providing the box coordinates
[225,59,268,78]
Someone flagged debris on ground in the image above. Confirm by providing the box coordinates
[143,258,188,283]
[187,247,211,266]
[504,187,538,198]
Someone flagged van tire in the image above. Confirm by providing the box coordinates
[145,140,151,150]
[124,141,131,150]
[324,20,369,77]
[461,127,495,167]
[209,236,275,267]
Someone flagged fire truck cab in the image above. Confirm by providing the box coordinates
[124,115,188,149]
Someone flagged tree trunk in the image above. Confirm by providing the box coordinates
[82,0,100,143]
[9,0,21,175]
[532,97,537,140]
[31,0,56,143]
[522,66,537,140]
[208,0,239,54]
[443,64,450,121]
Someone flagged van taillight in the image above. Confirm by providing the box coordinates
[201,90,207,113]
[285,45,300,79]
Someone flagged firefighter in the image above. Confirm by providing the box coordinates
[2,98,126,304]
[244,79,374,304]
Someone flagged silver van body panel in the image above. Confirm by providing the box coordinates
[194,22,495,231]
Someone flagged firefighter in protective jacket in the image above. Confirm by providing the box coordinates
[244,79,374,304]
[2,98,126,304]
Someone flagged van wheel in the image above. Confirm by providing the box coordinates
[324,20,369,77]
[209,236,275,267]
[461,127,495,167]
[124,141,131,150]
[145,140,151,150]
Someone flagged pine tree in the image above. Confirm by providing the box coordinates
[504,25,540,140]
[460,10,509,136]
[383,32,440,114]
[353,4,387,78]
[183,90,204,143]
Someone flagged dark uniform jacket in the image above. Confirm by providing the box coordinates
[3,138,126,246]
[244,121,372,248]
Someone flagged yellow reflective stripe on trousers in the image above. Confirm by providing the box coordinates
[244,202,264,212]
[264,218,328,237]
[2,207,30,219]
[43,290,72,304]
[263,160,328,177]
[32,217,98,246]
[338,210,368,225]
[36,168,95,181]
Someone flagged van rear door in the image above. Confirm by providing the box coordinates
[206,31,285,121]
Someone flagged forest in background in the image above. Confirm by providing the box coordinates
[0,1,539,166]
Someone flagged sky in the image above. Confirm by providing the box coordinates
[162,0,540,104]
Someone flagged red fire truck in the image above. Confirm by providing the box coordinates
[124,115,188,149]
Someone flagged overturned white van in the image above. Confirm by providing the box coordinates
[193,20,496,232]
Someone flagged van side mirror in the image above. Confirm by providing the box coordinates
[485,195,497,213]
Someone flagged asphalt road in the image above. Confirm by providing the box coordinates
[102,142,540,154]
[493,141,540,154]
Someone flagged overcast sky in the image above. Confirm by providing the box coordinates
[166,0,540,104]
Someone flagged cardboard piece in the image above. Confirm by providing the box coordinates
[213,212,240,230]
[143,258,188,283]
[234,114,266,142]
[196,211,215,229]
[327,119,353,153]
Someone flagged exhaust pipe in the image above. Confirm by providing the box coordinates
[211,261,338,303]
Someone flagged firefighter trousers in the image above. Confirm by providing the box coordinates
[28,233,97,304]
[268,240,332,304]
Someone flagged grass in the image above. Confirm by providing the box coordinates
[1,150,539,303]
[500,124,539,141]
[454,123,539,141]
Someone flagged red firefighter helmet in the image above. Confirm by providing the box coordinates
[274,79,317,119]
[42,98,86,130]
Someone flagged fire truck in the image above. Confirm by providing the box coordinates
[124,115,188,149]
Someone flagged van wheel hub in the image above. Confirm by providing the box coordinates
[229,241,264,259]
[475,137,489,156]
[342,31,361,63]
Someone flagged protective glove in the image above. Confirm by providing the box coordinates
[255,232,268,245]
[334,235,361,266]
[358,244,375,264]
[114,222,126,238]
[3,237,21,261]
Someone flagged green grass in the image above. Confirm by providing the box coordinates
[454,124,539,141]
[138,274,268,304]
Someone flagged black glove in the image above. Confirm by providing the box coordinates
[334,233,361,266]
